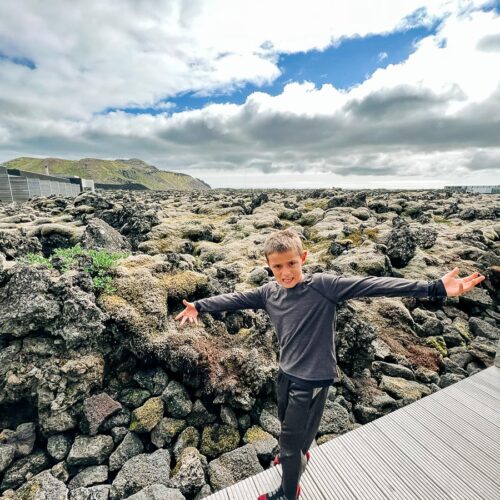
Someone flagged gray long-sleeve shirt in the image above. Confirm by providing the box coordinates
[194,273,446,385]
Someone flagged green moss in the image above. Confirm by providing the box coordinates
[425,336,447,357]
[129,397,164,433]
[200,424,240,458]
[432,216,453,225]
[343,227,379,246]
[243,425,271,443]
[160,271,208,300]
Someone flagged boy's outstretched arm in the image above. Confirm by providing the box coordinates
[175,299,200,327]
[174,288,266,328]
[324,267,486,303]
[440,267,486,296]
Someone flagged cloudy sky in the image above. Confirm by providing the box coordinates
[0,0,499,189]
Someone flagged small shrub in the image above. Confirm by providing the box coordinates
[22,245,128,295]
[21,253,53,268]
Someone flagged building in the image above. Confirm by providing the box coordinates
[444,185,500,194]
[0,166,94,203]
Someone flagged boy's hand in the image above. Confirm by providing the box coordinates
[175,299,199,327]
[441,267,486,297]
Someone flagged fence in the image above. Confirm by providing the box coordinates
[0,167,81,203]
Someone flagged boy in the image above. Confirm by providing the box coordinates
[175,229,486,500]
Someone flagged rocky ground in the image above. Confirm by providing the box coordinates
[0,188,499,499]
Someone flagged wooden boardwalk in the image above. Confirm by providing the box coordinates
[207,366,500,500]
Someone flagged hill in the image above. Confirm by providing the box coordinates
[3,157,211,191]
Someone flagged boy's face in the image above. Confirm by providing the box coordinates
[266,249,307,288]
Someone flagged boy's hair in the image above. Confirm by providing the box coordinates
[263,229,304,260]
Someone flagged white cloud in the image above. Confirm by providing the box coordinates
[0,1,499,188]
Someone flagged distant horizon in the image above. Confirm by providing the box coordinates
[2,154,498,191]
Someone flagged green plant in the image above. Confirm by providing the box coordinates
[53,243,85,272]
[92,275,116,294]
[22,244,128,295]
[21,253,53,268]
[85,248,127,293]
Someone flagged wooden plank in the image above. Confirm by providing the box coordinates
[305,444,358,499]
[465,376,500,401]
[471,367,500,386]
[251,467,281,499]
[418,388,500,438]
[445,385,500,425]
[429,385,500,428]
[414,396,500,460]
[341,432,415,500]
[452,380,500,410]
[205,488,229,500]
[398,408,500,498]
[318,436,387,500]
[346,429,422,499]
[344,423,447,500]
[478,367,500,384]
[292,451,327,500]
[233,474,260,498]
[374,414,479,500]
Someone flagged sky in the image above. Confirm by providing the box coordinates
[0,0,499,189]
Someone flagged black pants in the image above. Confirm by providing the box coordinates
[277,371,329,500]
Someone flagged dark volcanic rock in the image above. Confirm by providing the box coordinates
[386,217,417,268]
[110,449,171,500]
[81,393,122,436]
[0,230,41,260]
[81,217,131,252]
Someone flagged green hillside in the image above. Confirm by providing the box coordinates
[3,157,211,191]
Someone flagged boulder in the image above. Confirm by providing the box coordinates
[110,449,171,500]
[67,435,114,467]
[469,317,499,340]
[186,400,217,428]
[47,434,72,461]
[15,470,68,500]
[70,485,110,500]
[69,465,108,490]
[81,393,122,436]
[169,447,207,496]
[133,368,169,396]
[386,217,416,268]
[318,400,351,435]
[173,427,200,460]
[130,397,164,433]
[0,450,51,491]
[0,422,36,458]
[243,426,279,462]
[151,418,186,449]
[200,425,240,459]
[0,445,15,474]
[208,444,263,491]
[379,375,432,401]
[161,382,192,418]
[109,431,144,472]
[126,485,186,500]
[80,217,131,252]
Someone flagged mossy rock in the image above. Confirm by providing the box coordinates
[200,424,240,458]
[159,271,209,301]
[452,317,471,341]
[425,336,448,357]
[242,426,272,444]
[118,388,151,408]
[129,397,164,433]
